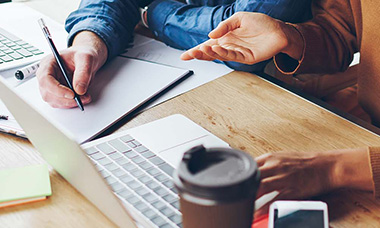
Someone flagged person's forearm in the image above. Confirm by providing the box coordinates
[72,31,108,72]
[65,0,140,60]
[280,23,304,61]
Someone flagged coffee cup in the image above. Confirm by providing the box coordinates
[173,145,260,228]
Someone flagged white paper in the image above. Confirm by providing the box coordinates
[14,57,190,143]
[122,35,233,107]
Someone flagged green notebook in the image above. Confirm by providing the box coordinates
[0,164,52,208]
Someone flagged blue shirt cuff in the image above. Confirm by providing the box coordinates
[66,17,125,60]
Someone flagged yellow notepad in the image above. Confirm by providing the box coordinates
[0,164,52,208]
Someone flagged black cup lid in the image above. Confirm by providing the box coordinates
[173,145,260,201]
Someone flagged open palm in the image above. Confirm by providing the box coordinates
[181,12,290,64]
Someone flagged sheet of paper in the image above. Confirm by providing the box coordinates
[122,35,233,107]
[14,57,190,143]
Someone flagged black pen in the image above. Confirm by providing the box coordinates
[38,18,84,111]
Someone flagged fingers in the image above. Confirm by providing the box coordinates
[44,94,92,109]
[181,42,217,61]
[256,174,287,198]
[73,53,95,95]
[209,13,242,39]
[37,49,96,109]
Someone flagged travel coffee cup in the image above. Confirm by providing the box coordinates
[173,145,260,228]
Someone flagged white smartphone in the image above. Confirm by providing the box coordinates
[268,201,329,228]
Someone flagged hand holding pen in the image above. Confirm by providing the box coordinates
[38,18,84,111]
[35,20,108,110]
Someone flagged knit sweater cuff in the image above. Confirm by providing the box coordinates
[368,147,380,198]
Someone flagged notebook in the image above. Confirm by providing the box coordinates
[12,57,192,144]
[0,164,52,208]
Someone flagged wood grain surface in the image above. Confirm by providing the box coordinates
[1,1,380,227]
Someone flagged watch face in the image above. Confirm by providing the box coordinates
[274,209,325,228]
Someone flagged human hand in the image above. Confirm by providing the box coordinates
[36,31,108,109]
[254,148,373,217]
[181,12,303,64]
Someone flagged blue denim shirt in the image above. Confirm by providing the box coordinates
[66,0,311,72]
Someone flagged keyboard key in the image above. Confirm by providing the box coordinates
[170,187,178,194]
[151,216,166,226]
[133,140,142,146]
[3,48,13,54]
[112,168,126,177]
[85,147,98,155]
[127,180,142,190]
[163,180,174,189]
[135,187,150,197]
[152,200,166,210]
[131,156,145,164]
[147,167,161,176]
[110,182,124,192]
[115,157,129,166]
[171,201,180,210]
[105,162,119,172]
[8,52,23,60]
[144,193,158,203]
[10,45,21,50]
[127,141,137,148]
[139,175,153,184]
[160,224,175,228]
[131,169,144,178]
[143,209,157,220]
[135,201,149,212]
[161,206,175,217]
[154,187,169,197]
[100,169,110,178]
[118,189,132,199]
[122,162,138,172]
[140,161,153,170]
[31,49,44,55]
[109,152,123,161]
[105,176,117,185]
[141,150,155,158]
[90,152,105,160]
[149,156,165,165]
[120,135,134,142]
[158,163,175,176]
[98,157,112,166]
[16,48,33,57]
[163,194,177,203]
[97,143,115,154]
[120,174,134,184]
[154,174,169,182]
[146,181,160,190]
[0,55,13,62]
[124,150,138,159]
[126,195,140,205]
[135,146,148,153]
[168,214,182,224]
[109,139,131,152]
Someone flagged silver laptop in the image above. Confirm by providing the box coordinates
[0,76,229,227]
[0,27,44,71]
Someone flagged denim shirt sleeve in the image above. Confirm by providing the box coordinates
[147,0,312,72]
[65,0,140,60]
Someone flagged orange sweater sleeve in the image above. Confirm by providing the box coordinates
[274,0,359,75]
[369,147,380,198]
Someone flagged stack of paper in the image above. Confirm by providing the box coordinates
[0,164,52,208]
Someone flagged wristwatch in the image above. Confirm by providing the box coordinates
[140,6,149,28]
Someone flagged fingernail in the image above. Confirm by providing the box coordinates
[64,93,74,99]
[76,83,87,94]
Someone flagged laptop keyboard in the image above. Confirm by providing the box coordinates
[0,28,44,65]
[85,135,182,228]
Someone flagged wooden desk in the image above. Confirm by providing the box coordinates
[1,1,380,227]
